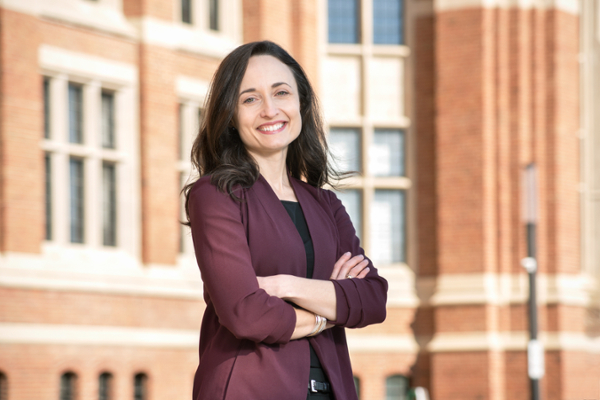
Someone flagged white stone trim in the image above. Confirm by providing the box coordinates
[347,333,419,353]
[0,323,198,348]
[0,250,203,300]
[434,0,579,13]
[177,76,210,104]
[39,45,138,85]
[419,272,595,307]
[380,265,420,307]
[425,331,600,353]
[129,15,240,59]
[0,0,136,38]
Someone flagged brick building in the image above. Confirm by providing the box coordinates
[0,0,598,399]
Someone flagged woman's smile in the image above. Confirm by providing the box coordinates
[257,121,288,134]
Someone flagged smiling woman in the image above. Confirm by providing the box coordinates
[182,41,388,400]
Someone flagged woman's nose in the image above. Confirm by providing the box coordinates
[260,97,279,118]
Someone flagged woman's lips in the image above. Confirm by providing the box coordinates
[257,121,287,134]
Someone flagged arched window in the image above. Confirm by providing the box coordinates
[60,372,77,400]
[353,376,361,399]
[133,373,148,400]
[0,371,8,400]
[98,372,113,400]
[386,374,409,400]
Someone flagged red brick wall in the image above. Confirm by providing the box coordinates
[0,10,44,253]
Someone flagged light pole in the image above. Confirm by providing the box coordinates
[521,163,543,400]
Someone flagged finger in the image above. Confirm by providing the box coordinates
[355,266,370,279]
[339,255,365,279]
[349,259,370,278]
[331,252,352,279]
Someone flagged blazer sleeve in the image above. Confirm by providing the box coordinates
[188,179,297,344]
[326,190,388,329]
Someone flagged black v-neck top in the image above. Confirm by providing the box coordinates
[281,200,315,279]
[280,201,326,373]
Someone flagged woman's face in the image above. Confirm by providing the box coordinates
[234,55,302,159]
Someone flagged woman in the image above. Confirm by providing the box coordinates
[184,41,388,400]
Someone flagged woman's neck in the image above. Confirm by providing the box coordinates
[251,150,297,201]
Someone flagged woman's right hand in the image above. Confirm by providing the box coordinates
[330,252,370,281]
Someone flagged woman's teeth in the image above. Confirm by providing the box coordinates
[259,122,284,132]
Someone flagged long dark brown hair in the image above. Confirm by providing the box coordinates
[183,41,344,223]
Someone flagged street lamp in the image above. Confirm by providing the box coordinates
[521,163,544,400]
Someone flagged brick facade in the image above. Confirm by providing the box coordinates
[0,1,596,400]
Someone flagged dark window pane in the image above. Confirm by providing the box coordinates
[134,373,147,400]
[102,163,117,247]
[181,0,192,24]
[209,0,219,31]
[328,0,359,44]
[336,189,362,239]
[44,78,51,139]
[178,104,184,161]
[45,153,52,240]
[68,83,83,144]
[98,373,112,400]
[373,0,404,45]
[0,372,7,400]
[101,91,115,149]
[386,375,409,400]
[60,372,77,400]
[69,158,84,244]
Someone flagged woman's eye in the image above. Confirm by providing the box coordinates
[276,90,289,96]
[242,97,256,104]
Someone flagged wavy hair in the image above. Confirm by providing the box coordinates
[183,41,344,223]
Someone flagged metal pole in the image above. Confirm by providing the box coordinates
[522,164,543,400]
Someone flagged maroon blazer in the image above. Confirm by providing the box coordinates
[189,174,388,400]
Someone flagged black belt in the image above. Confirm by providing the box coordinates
[309,379,331,393]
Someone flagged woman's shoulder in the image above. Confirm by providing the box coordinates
[189,175,244,206]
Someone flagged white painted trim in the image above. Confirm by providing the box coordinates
[39,45,138,85]
[420,272,595,307]
[176,76,210,104]
[347,333,419,353]
[0,251,203,300]
[0,323,198,348]
[425,331,600,353]
[129,16,239,59]
[434,0,579,14]
[0,0,137,38]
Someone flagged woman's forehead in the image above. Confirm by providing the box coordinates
[240,55,297,91]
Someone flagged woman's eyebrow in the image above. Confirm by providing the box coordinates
[239,82,291,97]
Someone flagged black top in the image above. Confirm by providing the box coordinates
[280,201,324,370]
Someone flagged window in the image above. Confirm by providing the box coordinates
[102,162,117,246]
[178,101,203,255]
[371,129,405,177]
[373,0,404,45]
[45,152,52,240]
[68,83,83,144]
[60,372,77,400]
[328,0,360,44]
[329,128,361,173]
[209,0,219,31]
[101,91,115,149]
[44,78,51,139]
[69,157,85,244]
[336,189,362,239]
[371,190,406,264]
[0,372,7,400]
[386,375,409,400]
[133,373,147,400]
[98,372,112,400]
[325,0,409,268]
[43,75,128,248]
[181,0,192,24]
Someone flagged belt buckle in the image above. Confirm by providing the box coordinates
[310,379,318,393]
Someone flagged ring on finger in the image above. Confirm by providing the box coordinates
[346,274,354,279]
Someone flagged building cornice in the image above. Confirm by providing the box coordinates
[434,0,579,14]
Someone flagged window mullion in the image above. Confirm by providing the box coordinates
[84,82,102,246]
